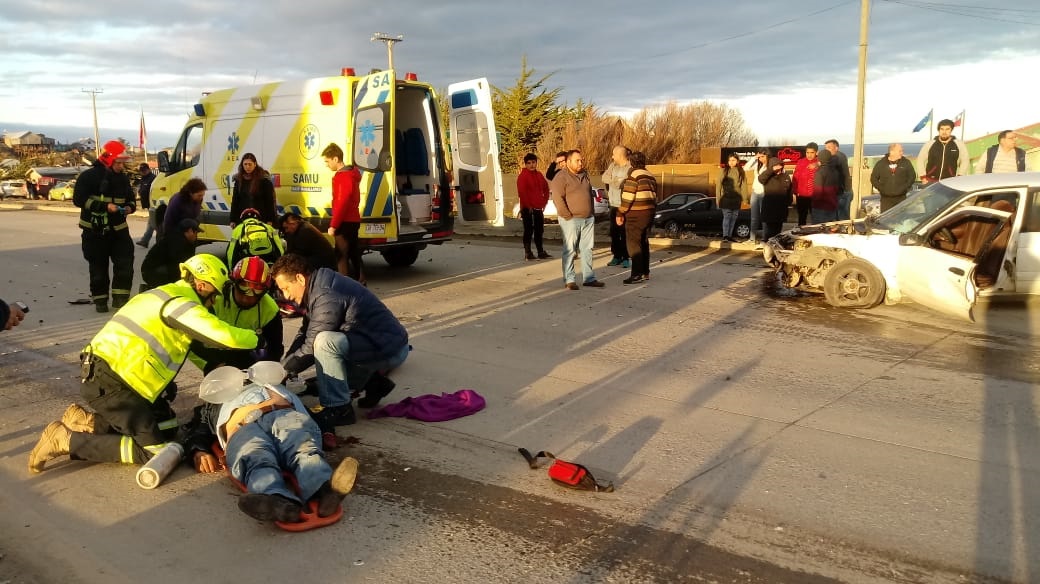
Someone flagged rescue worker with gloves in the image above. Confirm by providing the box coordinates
[28,254,263,473]
[191,255,284,373]
[73,140,137,313]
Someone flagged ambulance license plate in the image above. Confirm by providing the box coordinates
[363,223,387,235]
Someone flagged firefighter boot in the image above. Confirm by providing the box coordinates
[315,456,359,517]
[61,403,110,434]
[28,421,72,473]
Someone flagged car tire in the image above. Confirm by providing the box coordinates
[734,222,751,239]
[380,247,420,267]
[822,258,885,309]
[663,220,681,238]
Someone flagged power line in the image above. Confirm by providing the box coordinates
[882,0,1040,25]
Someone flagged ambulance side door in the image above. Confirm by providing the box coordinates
[448,78,504,227]
[352,70,398,241]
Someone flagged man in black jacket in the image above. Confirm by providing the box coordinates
[279,212,337,272]
[915,119,968,184]
[73,141,137,312]
[870,143,917,212]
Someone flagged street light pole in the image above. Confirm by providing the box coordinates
[82,88,103,159]
[850,0,870,219]
[370,32,404,72]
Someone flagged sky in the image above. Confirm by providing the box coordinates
[2,0,1039,151]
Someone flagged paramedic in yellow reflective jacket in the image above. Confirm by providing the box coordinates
[28,254,262,473]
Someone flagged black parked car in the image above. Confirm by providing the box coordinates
[653,193,752,238]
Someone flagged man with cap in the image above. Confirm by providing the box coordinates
[140,218,201,289]
[73,140,137,312]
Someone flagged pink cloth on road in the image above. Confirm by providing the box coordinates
[366,389,486,422]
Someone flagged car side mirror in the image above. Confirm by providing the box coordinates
[157,151,170,174]
[898,233,922,246]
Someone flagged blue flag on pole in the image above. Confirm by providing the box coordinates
[912,109,933,133]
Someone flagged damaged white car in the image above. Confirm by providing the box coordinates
[763,173,1040,321]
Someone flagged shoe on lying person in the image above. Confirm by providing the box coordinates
[314,456,360,517]
[308,403,357,434]
[357,373,396,409]
[238,493,303,523]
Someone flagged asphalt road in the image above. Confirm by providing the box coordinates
[1,208,1038,584]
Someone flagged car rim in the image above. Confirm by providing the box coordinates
[735,224,750,238]
[835,269,871,303]
[665,222,679,238]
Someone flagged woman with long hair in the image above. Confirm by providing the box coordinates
[717,154,749,242]
[162,178,206,238]
[229,153,277,226]
[618,151,657,284]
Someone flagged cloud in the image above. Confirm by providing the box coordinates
[2,0,1038,147]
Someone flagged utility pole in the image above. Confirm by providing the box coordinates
[850,0,869,220]
[370,32,404,71]
[82,88,103,159]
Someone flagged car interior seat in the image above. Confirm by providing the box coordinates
[974,199,1016,288]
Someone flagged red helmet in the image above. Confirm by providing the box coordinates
[230,256,271,296]
[239,208,261,221]
[98,140,127,167]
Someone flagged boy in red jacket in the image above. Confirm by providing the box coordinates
[516,153,552,260]
[323,143,364,284]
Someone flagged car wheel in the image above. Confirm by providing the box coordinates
[663,220,680,238]
[734,222,751,239]
[822,258,885,309]
[380,247,420,267]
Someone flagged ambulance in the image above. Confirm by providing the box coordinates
[152,69,504,266]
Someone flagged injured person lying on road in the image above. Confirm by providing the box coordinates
[183,363,358,526]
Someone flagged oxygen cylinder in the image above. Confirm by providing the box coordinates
[135,442,184,489]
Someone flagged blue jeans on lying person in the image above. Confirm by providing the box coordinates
[225,408,330,503]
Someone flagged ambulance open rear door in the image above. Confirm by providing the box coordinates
[448,78,504,227]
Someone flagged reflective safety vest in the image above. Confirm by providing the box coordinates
[87,281,259,402]
[213,293,279,331]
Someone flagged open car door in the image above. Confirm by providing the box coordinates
[896,206,1013,322]
[448,78,504,227]
[353,69,398,241]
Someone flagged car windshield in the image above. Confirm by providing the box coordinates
[873,182,965,234]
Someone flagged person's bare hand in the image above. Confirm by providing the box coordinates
[614,215,624,226]
[4,305,25,330]
[193,451,223,473]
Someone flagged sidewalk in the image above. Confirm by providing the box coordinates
[0,200,766,254]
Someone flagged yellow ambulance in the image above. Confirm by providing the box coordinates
[152,69,504,266]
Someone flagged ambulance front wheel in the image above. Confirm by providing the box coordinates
[380,247,420,267]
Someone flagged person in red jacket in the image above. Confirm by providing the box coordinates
[516,153,552,260]
[791,142,820,226]
[322,143,364,284]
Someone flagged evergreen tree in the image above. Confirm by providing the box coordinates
[492,56,564,173]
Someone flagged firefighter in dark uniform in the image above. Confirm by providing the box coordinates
[73,140,137,313]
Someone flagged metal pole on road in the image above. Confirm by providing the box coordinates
[851,0,870,220]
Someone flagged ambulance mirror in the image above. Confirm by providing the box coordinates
[157,151,170,173]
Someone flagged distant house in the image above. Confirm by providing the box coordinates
[3,131,57,153]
